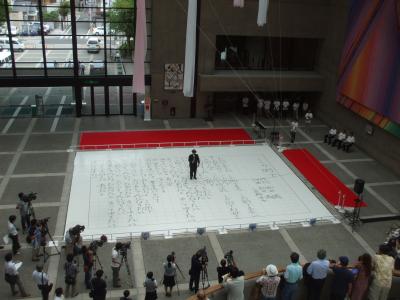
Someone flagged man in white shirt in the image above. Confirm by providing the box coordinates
[304,110,313,131]
[111,242,122,287]
[32,265,53,300]
[273,100,281,118]
[302,102,309,115]
[332,130,347,149]
[324,127,337,144]
[292,102,300,120]
[256,97,264,118]
[264,99,271,118]
[290,119,299,143]
[8,215,21,255]
[242,97,249,115]
[4,252,30,297]
[282,100,290,119]
[342,132,355,152]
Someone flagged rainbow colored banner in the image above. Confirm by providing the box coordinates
[336,0,400,138]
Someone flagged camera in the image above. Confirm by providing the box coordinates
[117,241,131,257]
[38,217,50,228]
[224,250,234,266]
[71,224,85,236]
[197,246,208,265]
[20,192,37,203]
[89,235,108,254]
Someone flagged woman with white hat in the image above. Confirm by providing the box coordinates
[256,264,281,300]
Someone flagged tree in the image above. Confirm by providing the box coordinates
[107,0,135,53]
[0,0,7,28]
[43,11,59,23]
[58,0,70,30]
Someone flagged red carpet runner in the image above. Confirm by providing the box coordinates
[79,128,254,150]
[283,149,366,208]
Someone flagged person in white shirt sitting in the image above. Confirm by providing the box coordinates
[304,110,313,131]
[342,132,355,152]
[257,97,264,118]
[242,97,249,115]
[324,127,337,144]
[332,130,347,149]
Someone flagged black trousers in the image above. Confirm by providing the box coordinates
[189,272,200,292]
[290,131,296,143]
[190,166,197,179]
[308,278,325,300]
[10,234,20,254]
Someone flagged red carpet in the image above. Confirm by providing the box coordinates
[283,149,366,208]
[79,128,254,150]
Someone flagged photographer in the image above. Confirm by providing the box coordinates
[16,193,31,234]
[64,254,79,297]
[189,250,203,293]
[111,242,123,288]
[32,264,53,300]
[27,219,41,261]
[163,254,177,297]
[8,215,21,255]
[81,245,94,289]
[64,225,84,256]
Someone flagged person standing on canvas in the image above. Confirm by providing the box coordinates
[188,149,200,180]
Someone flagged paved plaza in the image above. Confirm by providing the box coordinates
[0,105,399,299]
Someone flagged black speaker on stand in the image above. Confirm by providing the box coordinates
[349,178,365,231]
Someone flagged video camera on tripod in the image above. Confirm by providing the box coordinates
[197,246,208,266]
[117,241,131,257]
[89,235,108,254]
[20,192,37,203]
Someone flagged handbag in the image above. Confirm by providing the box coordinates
[5,273,17,284]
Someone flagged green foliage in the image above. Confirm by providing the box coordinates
[43,11,59,23]
[0,0,7,27]
[58,0,70,19]
[107,0,135,51]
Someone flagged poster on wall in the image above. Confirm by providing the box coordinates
[164,63,184,90]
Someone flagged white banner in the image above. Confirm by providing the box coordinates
[183,0,197,98]
[257,0,269,27]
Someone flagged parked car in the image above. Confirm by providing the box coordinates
[87,37,101,53]
[93,26,104,35]
[0,50,12,68]
[89,60,105,75]
[0,25,19,36]
[0,37,25,52]
[30,22,50,35]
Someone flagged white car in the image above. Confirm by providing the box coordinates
[93,27,104,35]
[0,26,19,36]
[87,37,101,53]
[0,37,25,52]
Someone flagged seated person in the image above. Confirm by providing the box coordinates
[324,126,337,144]
[332,130,346,149]
[342,132,355,152]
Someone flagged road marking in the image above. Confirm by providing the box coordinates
[0,202,61,210]
[0,87,17,106]
[1,96,29,134]
[279,228,307,264]
[231,112,245,127]
[50,95,67,132]
[207,121,214,128]
[35,50,52,67]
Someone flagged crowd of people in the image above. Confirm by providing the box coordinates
[3,192,400,300]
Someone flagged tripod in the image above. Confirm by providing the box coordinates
[41,223,61,264]
[119,254,134,287]
[92,252,103,271]
[200,264,210,290]
[348,195,362,232]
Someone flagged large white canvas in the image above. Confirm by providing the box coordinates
[66,145,333,239]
